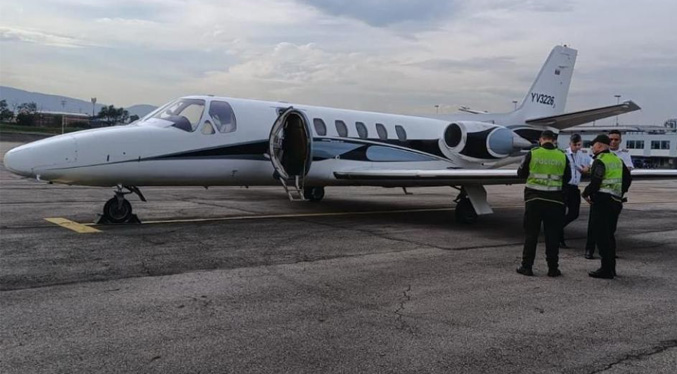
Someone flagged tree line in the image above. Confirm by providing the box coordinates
[0,99,137,127]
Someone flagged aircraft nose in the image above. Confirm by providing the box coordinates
[3,146,34,177]
[3,135,78,178]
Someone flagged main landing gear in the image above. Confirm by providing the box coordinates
[303,186,325,202]
[97,185,145,224]
[453,188,479,224]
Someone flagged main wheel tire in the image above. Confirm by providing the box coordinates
[455,197,478,224]
[103,197,133,223]
[303,186,325,202]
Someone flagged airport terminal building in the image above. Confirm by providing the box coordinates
[557,119,677,169]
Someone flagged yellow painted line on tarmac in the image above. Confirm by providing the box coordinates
[81,207,456,226]
[45,218,101,233]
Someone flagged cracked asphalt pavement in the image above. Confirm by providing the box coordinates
[1,136,676,373]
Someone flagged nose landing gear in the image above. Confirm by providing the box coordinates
[97,185,145,224]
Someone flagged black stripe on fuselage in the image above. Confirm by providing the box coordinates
[45,137,449,172]
[152,138,447,162]
[149,141,269,160]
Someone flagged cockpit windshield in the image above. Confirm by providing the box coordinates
[144,98,205,132]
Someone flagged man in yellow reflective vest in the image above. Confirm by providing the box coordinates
[516,130,571,277]
[582,134,632,279]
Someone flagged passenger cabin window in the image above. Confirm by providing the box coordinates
[209,101,237,133]
[395,125,407,141]
[151,98,206,132]
[376,123,388,140]
[314,118,327,136]
[336,120,348,137]
[356,122,368,139]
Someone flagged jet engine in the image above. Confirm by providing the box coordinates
[440,121,532,160]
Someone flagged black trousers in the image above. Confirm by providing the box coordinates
[585,199,622,255]
[522,199,565,269]
[561,185,581,240]
[589,194,622,273]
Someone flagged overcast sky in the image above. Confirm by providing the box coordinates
[1,0,675,125]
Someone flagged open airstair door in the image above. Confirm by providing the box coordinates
[269,107,313,201]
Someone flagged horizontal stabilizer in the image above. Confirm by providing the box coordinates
[526,101,641,130]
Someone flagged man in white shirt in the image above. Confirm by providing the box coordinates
[584,130,633,259]
[561,134,589,248]
[608,130,634,169]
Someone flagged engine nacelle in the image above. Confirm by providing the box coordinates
[441,121,532,160]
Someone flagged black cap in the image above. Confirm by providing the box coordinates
[540,130,557,140]
[591,134,610,145]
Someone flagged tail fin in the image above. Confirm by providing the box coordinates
[516,45,577,120]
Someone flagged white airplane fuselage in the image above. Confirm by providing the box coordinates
[4,96,532,188]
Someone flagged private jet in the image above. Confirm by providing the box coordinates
[5,45,674,224]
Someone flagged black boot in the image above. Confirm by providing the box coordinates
[584,249,595,259]
[548,268,562,277]
[559,240,569,249]
[589,268,614,279]
[611,259,617,276]
[516,266,534,276]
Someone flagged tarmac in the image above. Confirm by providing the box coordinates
[1,135,676,373]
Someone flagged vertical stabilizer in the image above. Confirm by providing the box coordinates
[517,45,577,119]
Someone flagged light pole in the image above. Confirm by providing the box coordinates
[434,104,440,114]
[91,97,97,117]
[61,100,66,134]
[614,94,621,126]
[512,100,518,110]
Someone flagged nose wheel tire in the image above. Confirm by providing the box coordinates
[303,186,325,202]
[455,197,478,224]
[103,197,133,224]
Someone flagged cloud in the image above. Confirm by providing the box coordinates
[299,0,457,28]
[409,56,516,71]
[0,27,88,48]
[472,0,575,13]
[299,0,573,29]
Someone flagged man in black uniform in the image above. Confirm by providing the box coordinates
[582,135,632,279]
[585,130,634,258]
[516,130,571,277]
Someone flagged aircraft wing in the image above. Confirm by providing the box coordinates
[334,169,523,186]
[526,101,641,130]
[333,168,677,187]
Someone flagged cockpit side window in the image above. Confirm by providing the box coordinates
[209,101,237,133]
[201,121,216,135]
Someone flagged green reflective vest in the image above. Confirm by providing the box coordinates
[526,147,567,191]
[598,152,623,197]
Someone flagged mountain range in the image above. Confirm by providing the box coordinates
[0,86,157,118]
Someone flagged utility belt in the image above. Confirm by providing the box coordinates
[593,191,625,204]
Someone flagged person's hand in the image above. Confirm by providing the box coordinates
[581,166,590,174]
[584,196,592,204]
